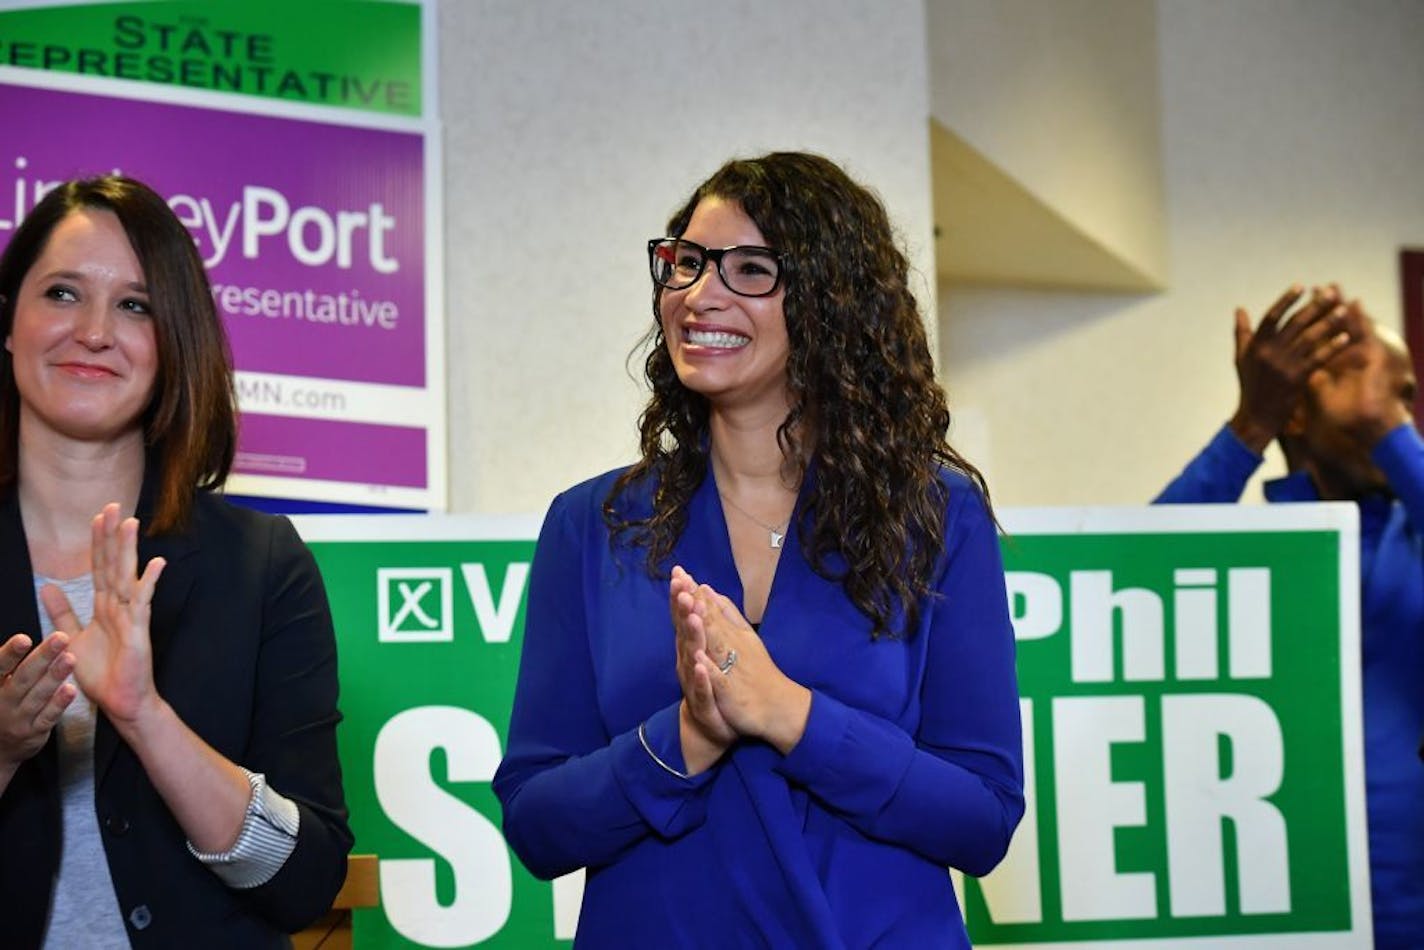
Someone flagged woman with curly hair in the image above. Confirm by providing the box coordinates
[495,152,1023,947]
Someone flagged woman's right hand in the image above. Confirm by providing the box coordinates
[670,566,735,774]
[0,631,76,785]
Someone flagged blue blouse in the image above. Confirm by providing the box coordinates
[493,465,1024,948]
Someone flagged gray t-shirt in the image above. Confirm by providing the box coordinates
[34,572,301,946]
[38,574,130,949]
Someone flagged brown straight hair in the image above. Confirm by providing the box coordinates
[0,175,237,533]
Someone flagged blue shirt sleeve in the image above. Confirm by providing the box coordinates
[492,491,716,881]
[775,483,1025,876]
[1372,423,1424,531]
[1154,425,1262,503]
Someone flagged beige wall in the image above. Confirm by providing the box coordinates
[928,0,1168,288]
[438,1,1424,515]
[439,1,935,515]
[941,0,1424,506]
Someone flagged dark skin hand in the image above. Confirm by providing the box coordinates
[1288,305,1417,499]
[1229,284,1362,454]
[1305,302,1415,449]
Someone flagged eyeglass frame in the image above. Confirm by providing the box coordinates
[646,238,787,298]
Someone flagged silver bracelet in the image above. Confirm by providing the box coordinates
[637,720,691,780]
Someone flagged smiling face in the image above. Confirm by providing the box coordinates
[7,208,159,446]
[658,197,791,413]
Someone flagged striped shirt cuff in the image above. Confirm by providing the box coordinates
[187,769,300,889]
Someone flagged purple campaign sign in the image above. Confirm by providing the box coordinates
[0,82,425,388]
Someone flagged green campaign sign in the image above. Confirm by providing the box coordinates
[0,0,426,115]
[295,514,571,948]
[963,504,1370,948]
[295,504,1371,948]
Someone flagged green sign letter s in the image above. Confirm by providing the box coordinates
[373,706,512,946]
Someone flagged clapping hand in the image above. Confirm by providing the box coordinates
[0,630,75,783]
[670,567,811,762]
[1230,285,1360,453]
[670,566,735,774]
[686,584,810,755]
[1305,300,1414,449]
[41,503,166,731]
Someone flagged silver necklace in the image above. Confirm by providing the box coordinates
[719,492,789,549]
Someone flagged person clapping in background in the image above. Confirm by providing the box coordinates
[1157,285,1423,948]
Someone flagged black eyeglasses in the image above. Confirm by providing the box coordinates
[647,238,784,298]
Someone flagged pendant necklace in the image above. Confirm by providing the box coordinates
[720,492,789,549]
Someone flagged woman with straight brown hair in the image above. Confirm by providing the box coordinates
[0,175,351,947]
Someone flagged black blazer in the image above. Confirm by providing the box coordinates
[0,484,352,948]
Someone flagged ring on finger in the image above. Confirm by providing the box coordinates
[718,649,738,675]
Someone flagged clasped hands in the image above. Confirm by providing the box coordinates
[669,565,810,776]
[0,504,166,782]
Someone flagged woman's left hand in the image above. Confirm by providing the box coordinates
[41,503,166,729]
[691,584,811,755]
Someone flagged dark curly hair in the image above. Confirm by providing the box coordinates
[604,152,991,639]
